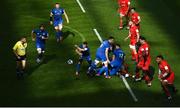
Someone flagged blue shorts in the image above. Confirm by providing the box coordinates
[95,50,107,62]
[53,20,63,27]
[110,60,122,69]
[36,43,45,51]
[79,55,91,62]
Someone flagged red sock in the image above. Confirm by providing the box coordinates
[163,85,171,97]
[120,18,123,28]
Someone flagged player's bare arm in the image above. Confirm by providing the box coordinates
[50,12,53,25]
[105,48,110,63]
[64,10,69,23]
[31,31,36,41]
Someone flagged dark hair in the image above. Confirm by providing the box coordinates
[156,55,164,60]
[39,24,45,28]
[116,43,121,48]
[20,37,26,40]
[83,41,88,45]
[55,3,60,5]
[108,36,114,40]
[130,7,136,11]
[139,36,146,41]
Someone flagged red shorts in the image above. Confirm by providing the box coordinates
[164,72,175,84]
[130,39,136,46]
[119,7,129,16]
[137,57,151,70]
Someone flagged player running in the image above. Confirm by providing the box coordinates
[127,8,141,30]
[118,0,130,29]
[109,44,126,76]
[32,24,49,63]
[75,42,92,77]
[93,36,115,79]
[156,55,178,100]
[134,36,153,87]
[13,37,27,79]
[124,21,139,61]
[50,3,69,43]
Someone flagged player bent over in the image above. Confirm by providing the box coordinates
[109,44,128,77]
[50,3,69,43]
[156,55,178,100]
[118,0,130,29]
[124,21,139,61]
[135,36,153,87]
[32,24,49,63]
[94,36,115,79]
[13,37,27,79]
[75,42,92,77]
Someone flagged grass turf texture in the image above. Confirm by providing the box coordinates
[0,0,180,106]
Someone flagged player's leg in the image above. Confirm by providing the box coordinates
[20,59,26,77]
[86,56,92,75]
[161,81,172,100]
[36,47,43,63]
[16,60,21,78]
[75,58,83,76]
[129,44,137,61]
[58,23,63,41]
[135,62,143,81]
[119,14,124,29]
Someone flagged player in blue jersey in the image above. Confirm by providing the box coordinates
[31,24,49,63]
[50,3,69,43]
[109,44,125,76]
[88,36,115,78]
[74,42,92,77]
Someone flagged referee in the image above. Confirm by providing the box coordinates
[13,37,27,79]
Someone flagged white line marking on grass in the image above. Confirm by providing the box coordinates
[64,25,86,41]
[121,76,138,102]
[75,0,86,13]
[93,28,138,102]
[93,29,103,43]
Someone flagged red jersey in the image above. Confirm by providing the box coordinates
[138,42,150,61]
[131,12,141,24]
[129,25,139,43]
[118,0,130,9]
[158,60,173,79]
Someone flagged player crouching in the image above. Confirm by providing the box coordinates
[13,37,27,79]
[74,42,92,78]
[156,55,178,100]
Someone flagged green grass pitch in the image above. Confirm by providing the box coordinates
[0,0,180,106]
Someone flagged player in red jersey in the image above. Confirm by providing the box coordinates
[118,0,130,29]
[127,8,141,30]
[124,21,139,61]
[156,55,178,100]
[134,36,153,87]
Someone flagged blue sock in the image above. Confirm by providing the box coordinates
[104,67,109,76]
[110,68,116,76]
[76,63,81,72]
[99,66,106,75]
[56,31,62,39]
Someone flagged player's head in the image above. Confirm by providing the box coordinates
[82,41,88,47]
[115,44,121,49]
[139,36,146,44]
[39,24,45,30]
[156,55,164,63]
[130,7,136,13]
[108,36,115,44]
[20,37,27,43]
[55,3,60,8]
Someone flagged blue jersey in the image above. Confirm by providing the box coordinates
[51,8,64,22]
[32,29,48,44]
[95,40,111,61]
[97,40,111,53]
[79,44,90,57]
[113,48,125,64]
